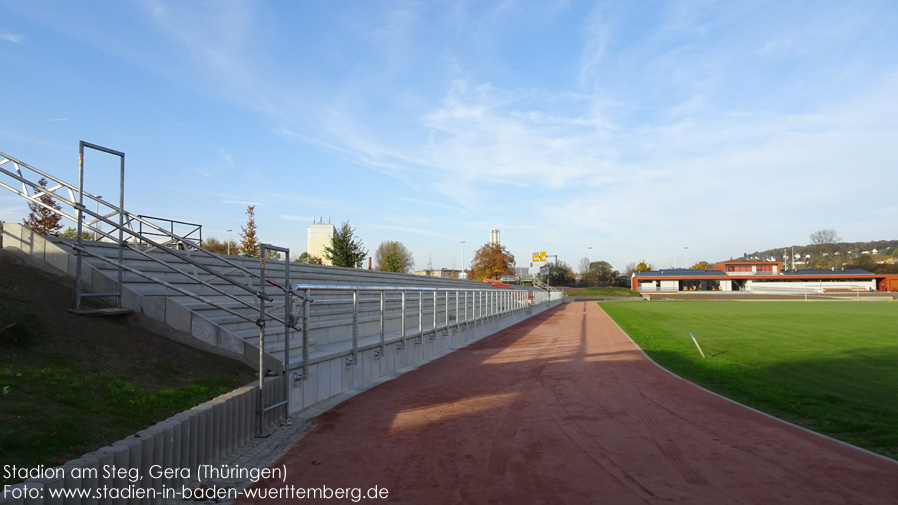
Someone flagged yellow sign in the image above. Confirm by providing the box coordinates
[532,252,547,262]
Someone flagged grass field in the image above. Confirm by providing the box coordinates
[563,286,642,298]
[599,301,898,460]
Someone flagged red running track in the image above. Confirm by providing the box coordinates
[238,302,898,504]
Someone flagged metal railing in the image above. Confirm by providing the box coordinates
[0,147,273,319]
[287,284,554,380]
[136,214,203,249]
[532,276,565,295]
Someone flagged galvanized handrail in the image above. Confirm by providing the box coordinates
[136,214,204,248]
[0,148,271,320]
[287,283,550,380]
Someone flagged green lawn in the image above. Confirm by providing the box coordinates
[564,286,642,298]
[0,301,254,486]
[599,301,898,460]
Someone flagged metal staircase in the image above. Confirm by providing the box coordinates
[532,276,565,296]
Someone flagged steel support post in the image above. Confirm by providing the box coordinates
[401,290,407,350]
[351,290,359,365]
[303,289,310,380]
[455,291,460,333]
[379,290,386,356]
[418,290,423,341]
[444,291,449,334]
[258,243,291,434]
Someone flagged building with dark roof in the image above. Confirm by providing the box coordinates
[632,261,898,294]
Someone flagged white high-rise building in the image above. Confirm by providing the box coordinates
[307,218,335,265]
[490,228,500,245]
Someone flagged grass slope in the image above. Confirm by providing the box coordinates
[599,301,898,460]
[0,251,255,485]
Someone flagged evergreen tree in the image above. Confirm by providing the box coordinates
[238,205,261,258]
[324,221,367,268]
[22,178,63,236]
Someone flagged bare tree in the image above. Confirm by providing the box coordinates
[810,229,841,245]
[809,229,841,268]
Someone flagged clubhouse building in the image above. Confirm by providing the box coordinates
[632,261,898,294]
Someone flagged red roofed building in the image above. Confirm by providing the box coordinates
[632,260,897,293]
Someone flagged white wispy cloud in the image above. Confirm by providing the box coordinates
[9,0,891,269]
[368,223,452,239]
[1,32,24,43]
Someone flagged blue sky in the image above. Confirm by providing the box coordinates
[2,1,897,273]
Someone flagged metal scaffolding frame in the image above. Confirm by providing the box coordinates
[1,145,300,415]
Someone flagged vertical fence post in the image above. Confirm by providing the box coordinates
[379,290,385,356]
[455,291,460,333]
[418,290,424,341]
[488,291,492,320]
[257,250,267,437]
[303,289,310,381]
[282,250,291,418]
[445,291,449,334]
[478,291,483,324]
[401,290,407,350]
[467,291,471,330]
[351,290,359,365]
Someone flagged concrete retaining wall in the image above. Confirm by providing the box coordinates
[0,376,284,505]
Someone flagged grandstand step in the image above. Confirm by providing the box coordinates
[67,307,134,317]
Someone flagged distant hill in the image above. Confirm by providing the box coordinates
[723,239,898,272]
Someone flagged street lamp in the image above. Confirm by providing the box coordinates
[587,246,593,286]
[227,229,232,255]
[684,246,689,269]
[460,241,465,279]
